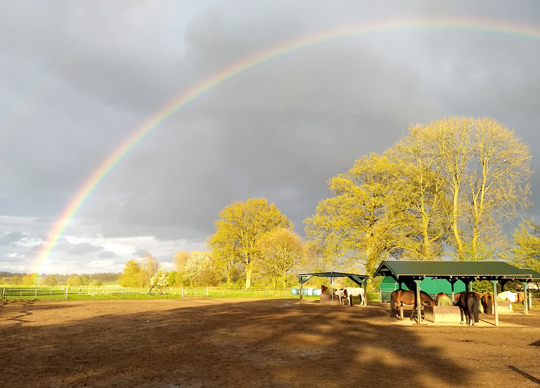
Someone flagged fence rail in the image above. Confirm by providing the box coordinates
[0,287,384,302]
[1,287,318,301]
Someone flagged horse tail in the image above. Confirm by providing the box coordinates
[472,295,480,323]
[390,292,396,314]
[487,295,493,314]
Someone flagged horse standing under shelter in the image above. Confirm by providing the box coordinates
[457,292,480,326]
[390,289,436,320]
[481,293,494,314]
[343,287,365,306]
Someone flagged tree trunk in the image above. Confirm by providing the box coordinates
[245,262,253,289]
[452,187,464,260]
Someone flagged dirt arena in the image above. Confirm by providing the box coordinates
[2,298,540,388]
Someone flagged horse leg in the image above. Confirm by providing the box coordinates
[410,302,416,320]
[460,307,465,325]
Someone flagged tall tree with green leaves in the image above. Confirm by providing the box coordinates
[208,198,293,288]
[257,228,305,288]
[391,128,452,260]
[466,118,532,260]
[305,153,413,276]
[119,259,143,287]
[512,217,540,273]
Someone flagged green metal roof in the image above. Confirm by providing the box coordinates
[297,271,369,279]
[296,271,369,286]
[373,260,540,280]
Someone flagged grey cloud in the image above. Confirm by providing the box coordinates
[1,1,539,273]
[0,232,26,246]
[98,251,119,259]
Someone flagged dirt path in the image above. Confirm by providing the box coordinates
[1,298,540,388]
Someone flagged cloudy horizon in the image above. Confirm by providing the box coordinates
[1,1,539,274]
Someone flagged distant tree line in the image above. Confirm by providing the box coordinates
[0,272,121,287]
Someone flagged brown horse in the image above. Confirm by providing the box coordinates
[390,289,436,320]
[436,292,453,306]
[481,293,494,314]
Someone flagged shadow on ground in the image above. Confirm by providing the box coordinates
[2,298,538,388]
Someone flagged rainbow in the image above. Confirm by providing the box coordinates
[32,17,540,273]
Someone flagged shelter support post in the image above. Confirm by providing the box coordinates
[523,282,529,315]
[414,279,422,324]
[491,280,499,326]
[297,275,313,303]
[449,278,457,302]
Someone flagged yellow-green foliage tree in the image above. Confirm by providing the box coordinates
[208,198,293,288]
[21,276,35,286]
[119,259,143,287]
[512,217,540,273]
[44,274,58,286]
[305,154,413,276]
[139,253,160,287]
[410,117,531,260]
[183,251,218,287]
[391,128,452,260]
[257,229,305,288]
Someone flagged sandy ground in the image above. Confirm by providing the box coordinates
[1,298,540,388]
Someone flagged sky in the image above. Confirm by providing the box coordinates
[1,1,540,275]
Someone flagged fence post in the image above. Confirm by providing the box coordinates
[64,288,68,299]
[182,288,184,298]
[94,288,96,300]
[35,289,37,299]
[206,288,208,297]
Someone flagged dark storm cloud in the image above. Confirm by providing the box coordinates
[1,1,539,272]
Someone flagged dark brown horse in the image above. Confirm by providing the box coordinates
[481,293,494,314]
[457,292,480,326]
[390,289,436,320]
[453,291,482,304]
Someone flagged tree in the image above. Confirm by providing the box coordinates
[413,117,475,260]
[512,217,540,273]
[139,253,160,287]
[9,275,22,285]
[257,229,305,288]
[405,117,531,260]
[466,118,531,260]
[305,154,412,276]
[67,276,82,287]
[184,251,218,287]
[148,266,169,294]
[44,275,58,286]
[173,251,189,272]
[119,260,143,288]
[21,276,34,286]
[391,128,452,260]
[91,280,102,287]
[208,198,293,288]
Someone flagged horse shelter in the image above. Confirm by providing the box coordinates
[373,260,540,326]
[296,272,370,305]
